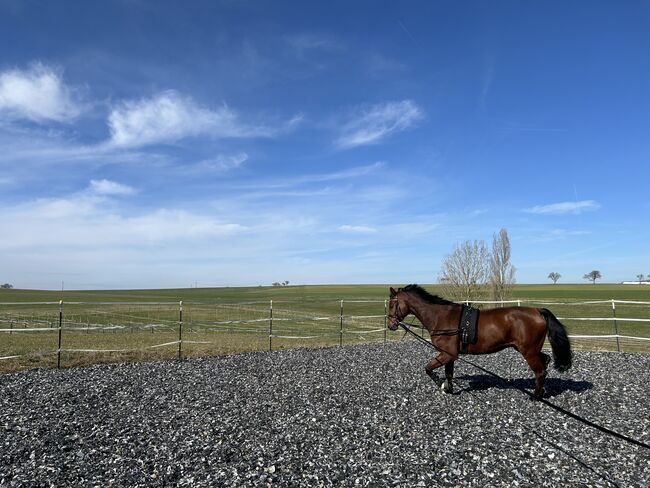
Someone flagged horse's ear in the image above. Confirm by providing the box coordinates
[389,287,397,296]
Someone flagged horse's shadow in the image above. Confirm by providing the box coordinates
[454,374,593,398]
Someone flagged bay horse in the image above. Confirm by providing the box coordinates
[387,285,572,399]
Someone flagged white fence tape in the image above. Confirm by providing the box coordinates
[2,298,649,366]
[559,317,650,322]
[0,327,58,332]
[270,334,322,340]
[344,328,385,335]
[570,334,650,341]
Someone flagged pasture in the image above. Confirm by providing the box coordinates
[1,342,648,486]
[1,284,649,373]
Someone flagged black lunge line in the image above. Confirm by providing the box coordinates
[396,320,650,451]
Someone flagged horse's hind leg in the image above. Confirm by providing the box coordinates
[540,352,551,369]
[523,352,548,399]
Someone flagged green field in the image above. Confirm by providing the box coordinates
[1,284,649,373]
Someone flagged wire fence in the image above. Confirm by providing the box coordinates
[1,298,649,371]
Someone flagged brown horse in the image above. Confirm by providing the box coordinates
[387,285,572,398]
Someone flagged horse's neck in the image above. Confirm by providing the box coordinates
[407,296,449,329]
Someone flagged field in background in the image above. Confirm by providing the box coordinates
[1,283,649,373]
[3,283,650,303]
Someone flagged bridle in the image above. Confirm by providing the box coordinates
[387,297,407,330]
[387,295,459,337]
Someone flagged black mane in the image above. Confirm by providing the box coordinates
[399,284,456,305]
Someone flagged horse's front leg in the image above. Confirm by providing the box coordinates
[442,361,455,394]
[425,354,454,393]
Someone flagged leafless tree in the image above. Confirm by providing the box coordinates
[548,272,561,284]
[637,274,645,283]
[583,270,602,284]
[490,228,516,302]
[438,239,489,301]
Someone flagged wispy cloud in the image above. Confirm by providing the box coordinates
[89,179,137,196]
[108,90,301,147]
[191,152,248,172]
[232,162,385,191]
[335,100,423,148]
[339,224,377,234]
[0,193,247,251]
[0,63,84,123]
[285,34,344,53]
[525,200,600,215]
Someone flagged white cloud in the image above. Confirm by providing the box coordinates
[336,100,423,148]
[108,90,300,147]
[339,224,377,233]
[89,179,137,196]
[0,63,83,122]
[525,200,600,215]
[193,152,248,172]
[0,195,247,251]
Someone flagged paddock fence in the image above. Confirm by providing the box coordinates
[1,298,648,372]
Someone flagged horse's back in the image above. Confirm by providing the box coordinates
[474,306,546,352]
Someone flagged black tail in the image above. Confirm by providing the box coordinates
[539,308,572,372]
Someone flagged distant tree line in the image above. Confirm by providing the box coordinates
[547,271,607,284]
[1,283,13,289]
[272,281,290,287]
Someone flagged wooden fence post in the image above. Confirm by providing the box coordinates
[339,300,344,347]
[57,300,63,369]
[269,300,273,352]
[178,301,183,360]
[384,300,388,344]
[612,299,620,352]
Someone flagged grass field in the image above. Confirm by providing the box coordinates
[1,283,649,373]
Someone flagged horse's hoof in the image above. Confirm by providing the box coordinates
[530,389,545,401]
[440,380,453,393]
[426,371,438,382]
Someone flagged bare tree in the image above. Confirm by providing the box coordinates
[583,270,602,284]
[637,274,645,283]
[490,229,516,302]
[438,239,489,301]
[548,272,561,284]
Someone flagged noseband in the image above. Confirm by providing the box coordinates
[388,298,406,326]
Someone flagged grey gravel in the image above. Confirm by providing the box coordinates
[1,342,649,487]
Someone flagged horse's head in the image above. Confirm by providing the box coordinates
[387,287,409,330]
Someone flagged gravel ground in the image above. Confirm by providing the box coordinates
[1,341,649,487]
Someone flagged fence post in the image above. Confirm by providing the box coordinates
[384,300,388,344]
[612,299,620,352]
[269,300,273,352]
[178,300,183,360]
[57,300,63,369]
[517,300,521,307]
[9,319,12,335]
[339,300,344,347]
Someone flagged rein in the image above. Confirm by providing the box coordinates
[389,298,459,338]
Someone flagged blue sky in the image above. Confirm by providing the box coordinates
[1,1,649,289]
